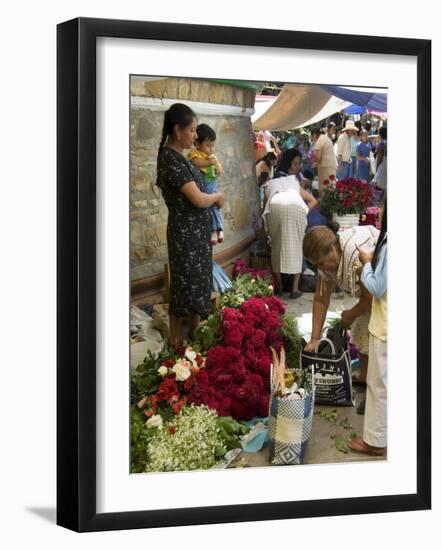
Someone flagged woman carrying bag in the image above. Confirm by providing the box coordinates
[302,223,380,387]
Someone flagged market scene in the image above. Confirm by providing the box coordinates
[130,77,387,473]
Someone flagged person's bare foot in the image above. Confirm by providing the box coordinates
[347,436,385,456]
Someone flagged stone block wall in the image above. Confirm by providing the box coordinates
[130,78,260,283]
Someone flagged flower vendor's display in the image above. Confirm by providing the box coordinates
[220,272,274,309]
[193,273,275,351]
[130,269,303,472]
[320,176,373,217]
[188,295,286,420]
[146,405,226,472]
[132,346,206,421]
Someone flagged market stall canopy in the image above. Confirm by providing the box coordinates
[252,85,332,131]
[252,84,387,130]
[320,85,387,113]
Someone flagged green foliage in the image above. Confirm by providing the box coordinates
[279,314,303,370]
[216,416,250,453]
[192,310,223,352]
[130,350,169,403]
[333,434,350,454]
[220,273,273,309]
[130,406,156,473]
[319,409,338,422]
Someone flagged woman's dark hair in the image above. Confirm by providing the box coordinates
[277,148,301,174]
[371,198,387,270]
[311,127,321,139]
[157,103,196,159]
[257,151,277,169]
[379,126,387,140]
[196,123,216,143]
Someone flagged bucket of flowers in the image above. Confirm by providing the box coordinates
[320,175,373,231]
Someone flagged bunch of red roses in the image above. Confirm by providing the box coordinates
[321,176,373,216]
[188,296,286,420]
[139,347,206,419]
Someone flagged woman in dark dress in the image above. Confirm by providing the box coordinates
[156,103,224,347]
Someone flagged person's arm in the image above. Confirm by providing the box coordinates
[314,148,322,163]
[304,277,334,351]
[361,246,387,299]
[299,187,318,210]
[190,157,214,169]
[340,281,373,328]
[376,143,385,170]
[336,136,343,165]
[270,137,281,156]
[181,181,224,208]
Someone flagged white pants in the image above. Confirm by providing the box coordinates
[363,334,387,448]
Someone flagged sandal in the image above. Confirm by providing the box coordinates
[289,291,302,300]
[347,436,385,457]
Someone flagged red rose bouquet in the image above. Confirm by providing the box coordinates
[132,346,206,421]
[188,295,286,420]
[321,176,373,216]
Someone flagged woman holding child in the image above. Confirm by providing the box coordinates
[156,103,224,347]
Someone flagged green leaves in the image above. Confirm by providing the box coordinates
[219,273,273,309]
[192,310,222,351]
[131,350,168,401]
[319,409,338,423]
[216,416,250,451]
[130,406,156,472]
[279,314,302,370]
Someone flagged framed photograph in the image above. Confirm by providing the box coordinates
[57,17,431,532]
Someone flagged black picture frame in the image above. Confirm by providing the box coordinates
[57,17,431,532]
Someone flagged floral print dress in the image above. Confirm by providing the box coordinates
[156,147,212,319]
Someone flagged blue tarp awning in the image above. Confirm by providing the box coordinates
[343,104,366,115]
[320,85,387,113]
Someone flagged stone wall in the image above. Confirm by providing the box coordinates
[130,78,260,282]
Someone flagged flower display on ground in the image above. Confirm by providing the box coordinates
[130,270,301,471]
[220,272,275,309]
[188,295,286,420]
[146,405,226,472]
[321,176,373,216]
[131,347,206,421]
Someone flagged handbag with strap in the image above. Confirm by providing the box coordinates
[301,324,354,406]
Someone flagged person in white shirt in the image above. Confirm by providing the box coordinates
[336,119,358,179]
[311,127,337,198]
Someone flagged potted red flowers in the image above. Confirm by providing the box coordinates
[321,175,373,231]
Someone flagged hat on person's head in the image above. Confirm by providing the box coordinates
[344,120,358,132]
